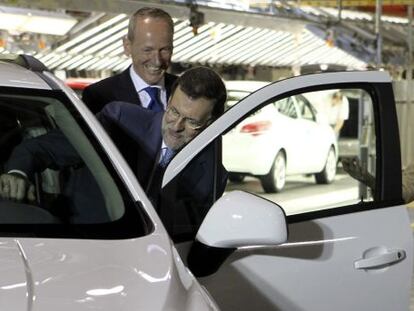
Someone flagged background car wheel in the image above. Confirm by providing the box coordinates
[315,147,336,184]
[228,173,245,183]
[261,151,286,193]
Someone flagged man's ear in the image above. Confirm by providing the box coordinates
[123,36,131,57]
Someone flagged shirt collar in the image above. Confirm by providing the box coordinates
[129,66,165,92]
[161,140,177,154]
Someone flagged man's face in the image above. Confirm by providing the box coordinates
[123,17,173,85]
[162,86,214,151]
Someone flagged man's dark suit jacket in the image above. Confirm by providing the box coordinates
[82,67,178,114]
[98,102,228,240]
[5,130,108,223]
[6,102,227,239]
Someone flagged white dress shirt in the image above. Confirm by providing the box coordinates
[129,66,167,110]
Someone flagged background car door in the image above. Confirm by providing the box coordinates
[163,71,412,311]
[273,96,306,173]
[293,94,334,172]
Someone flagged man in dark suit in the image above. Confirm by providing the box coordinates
[98,67,227,238]
[82,7,177,114]
[0,67,227,238]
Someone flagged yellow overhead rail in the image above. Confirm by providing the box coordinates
[294,0,414,6]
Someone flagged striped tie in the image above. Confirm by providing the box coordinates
[159,147,175,168]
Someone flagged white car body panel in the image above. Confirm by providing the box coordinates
[0,240,27,310]
[199,205,413,311]
[0,62,51,89]
[7,235,218,311]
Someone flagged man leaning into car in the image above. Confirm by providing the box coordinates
[0,66,228,238]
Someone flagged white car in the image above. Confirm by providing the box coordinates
[0,55,411,311]
[223,80,337,192]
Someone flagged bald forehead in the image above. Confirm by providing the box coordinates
[136,16,173,34]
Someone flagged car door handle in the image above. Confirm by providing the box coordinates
[354,249,406,270]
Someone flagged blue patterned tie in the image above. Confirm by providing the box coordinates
[144,87,163,112]
[159,147,175,168]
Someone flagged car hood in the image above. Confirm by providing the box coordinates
[1,235,217,311]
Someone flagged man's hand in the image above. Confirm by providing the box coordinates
[0,173,36,202]
[341,158,375,190]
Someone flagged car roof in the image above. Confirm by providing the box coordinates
[225,80,271,93]
[0,61,51,90]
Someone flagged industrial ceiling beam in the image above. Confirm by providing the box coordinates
[0,0,307,32]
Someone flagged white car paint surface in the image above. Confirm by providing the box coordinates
[198,205,412,311]
[0,240,27,310]
[9,237,214,311]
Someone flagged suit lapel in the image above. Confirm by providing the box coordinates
[135,112,163,187]
[165,73,178,101]
[115,68,142,105]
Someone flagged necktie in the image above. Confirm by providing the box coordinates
[159,147,175,168]
[144,87,163,112]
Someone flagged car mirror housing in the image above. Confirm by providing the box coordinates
[198,190,287,248]
[188,191,288,277]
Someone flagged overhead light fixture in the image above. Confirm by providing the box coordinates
[0,6,77,36]
[320,64,329,71]
[188,3,205,35]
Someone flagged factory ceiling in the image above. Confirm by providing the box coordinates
[0,0,412,72]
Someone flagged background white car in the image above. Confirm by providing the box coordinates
[223,80,338,193]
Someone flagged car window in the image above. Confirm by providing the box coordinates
[296,95,316,121]
[161,87,376,242]
[276,97,298,118]
[0,88,150,238]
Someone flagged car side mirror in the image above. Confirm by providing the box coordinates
[188,190,288,277]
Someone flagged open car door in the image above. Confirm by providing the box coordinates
[161,71,412,311]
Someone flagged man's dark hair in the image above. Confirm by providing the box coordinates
[127,7,174,41]
[171,67,227,119]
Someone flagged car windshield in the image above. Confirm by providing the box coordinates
[0,86,151,238]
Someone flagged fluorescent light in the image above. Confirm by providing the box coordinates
[0,6,77,36]
[70,19,128,54]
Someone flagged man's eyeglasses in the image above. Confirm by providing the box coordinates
[165,106,210,130]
